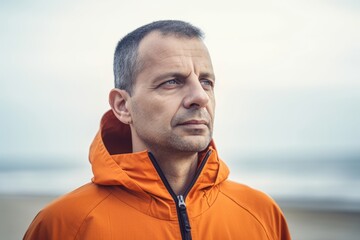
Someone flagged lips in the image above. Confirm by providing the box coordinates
[174,110,211,128]
[178,120,208,125]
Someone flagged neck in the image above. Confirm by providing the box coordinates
[152,151,199,196]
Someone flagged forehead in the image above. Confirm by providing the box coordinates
[136,31,213,74]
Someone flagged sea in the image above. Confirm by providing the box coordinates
[1,152,360,211]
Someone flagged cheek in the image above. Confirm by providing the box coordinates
[208,97,216,116]
[132,97,178,125]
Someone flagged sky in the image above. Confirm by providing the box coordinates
[0,0,359,166]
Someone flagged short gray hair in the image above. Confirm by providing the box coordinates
[113,20,204,94]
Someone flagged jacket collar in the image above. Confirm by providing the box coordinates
[89,110,229,219]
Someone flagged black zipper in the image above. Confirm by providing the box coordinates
[177,195,191,240]
[148,150,212,240]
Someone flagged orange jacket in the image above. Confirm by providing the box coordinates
[24,110,291,240]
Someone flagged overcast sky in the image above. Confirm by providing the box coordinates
[1,0,359,165]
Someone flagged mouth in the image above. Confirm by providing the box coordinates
[179,120,207,125]
[177,119,209,128]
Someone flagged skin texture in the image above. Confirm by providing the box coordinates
[109,31,216,195]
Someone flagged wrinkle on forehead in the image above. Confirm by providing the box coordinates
[136,31,214,79]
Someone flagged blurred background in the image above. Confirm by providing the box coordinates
[1,0,359,239]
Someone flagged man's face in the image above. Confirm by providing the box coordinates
[127,32,215,154]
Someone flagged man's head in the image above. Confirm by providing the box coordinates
[110,20,215,155]
[113,20,204,94]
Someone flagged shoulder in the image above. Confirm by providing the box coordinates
[44,182,112,219]
[219,180,282,215]
[219,180,276,207]
[24,183,112,240]
[218,180,290,240]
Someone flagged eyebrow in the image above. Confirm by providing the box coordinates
[153,71,215,83]
[199,72,216,81]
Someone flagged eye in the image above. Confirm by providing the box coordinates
[164,79,179,85]
[200,79,214,89]
[158,79,182,89]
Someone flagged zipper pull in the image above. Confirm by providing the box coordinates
[177,195,191,233]
[177,195,186,208]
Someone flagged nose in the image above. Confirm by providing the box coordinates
[183,77,210,109]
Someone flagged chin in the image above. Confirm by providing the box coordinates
[174,138,211,152]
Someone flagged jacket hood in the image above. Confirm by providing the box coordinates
[89,110,229,206]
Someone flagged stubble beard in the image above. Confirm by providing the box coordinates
[131,103,214,154]
[135,126,213,155]
[166,109,213,152]
[166,130,213,153]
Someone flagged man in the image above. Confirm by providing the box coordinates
[24,20,291,240]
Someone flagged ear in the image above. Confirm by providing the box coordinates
[109,88,132,125]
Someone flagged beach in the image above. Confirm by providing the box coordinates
[284,208,360,240]
[1,195,360,240]
[0,195,56,240]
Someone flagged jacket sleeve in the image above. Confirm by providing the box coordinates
[23,208,78,240]
[23,184,111,240]
[273,204,291,240]
[219,181,292,240]
[23,212,52,240]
